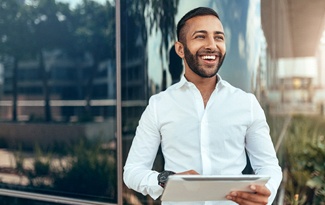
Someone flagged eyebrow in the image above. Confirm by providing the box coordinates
[192,30,225,36]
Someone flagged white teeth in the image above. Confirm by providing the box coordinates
[202,55,216,60]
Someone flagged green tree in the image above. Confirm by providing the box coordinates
[0,0,34,121]
[122,0,179,92]
[28,0,73,122]
[280,115,325,204]
[71,0,115,119]
[147,0,179,61]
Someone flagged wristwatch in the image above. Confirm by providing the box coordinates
[157,170,175,188]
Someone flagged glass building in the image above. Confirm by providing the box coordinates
[0,0,324,204]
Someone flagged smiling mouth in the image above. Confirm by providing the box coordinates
[200,55,220,64]
[201,55,216,60]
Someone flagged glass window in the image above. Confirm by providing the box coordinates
[0,0,117,204]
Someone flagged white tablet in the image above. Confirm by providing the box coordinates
[161,175,270,202]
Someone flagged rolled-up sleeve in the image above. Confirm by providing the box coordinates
[123,97,164,199]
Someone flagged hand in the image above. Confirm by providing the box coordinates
[176,169,199,175]
[226,184,270,205]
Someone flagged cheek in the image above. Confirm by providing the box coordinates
[186,45,201,56]
[218,43,226,54]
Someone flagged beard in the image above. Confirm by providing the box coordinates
[183,44,226,78]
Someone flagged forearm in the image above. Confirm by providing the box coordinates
[123,166,163,199]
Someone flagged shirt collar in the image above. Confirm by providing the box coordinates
[175,74,226,90]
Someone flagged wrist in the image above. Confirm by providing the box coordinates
[157,170,175,188]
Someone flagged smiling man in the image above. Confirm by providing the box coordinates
[123,7,282,205]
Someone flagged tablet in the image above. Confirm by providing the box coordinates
[161,175,270,202]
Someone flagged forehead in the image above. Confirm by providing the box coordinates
[185,15,224,35]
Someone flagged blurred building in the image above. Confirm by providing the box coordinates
[261,0,325,115]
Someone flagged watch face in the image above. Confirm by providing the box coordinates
[160,173,169,182]
[159,171,175,184]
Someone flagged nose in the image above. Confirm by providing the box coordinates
[205,36,217,50]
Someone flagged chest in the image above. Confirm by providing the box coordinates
[158,102,250,147]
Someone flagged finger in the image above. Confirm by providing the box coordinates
[226,193,263,205]
[226,191,269,205]
[250,185,271,196]
[176,169,199,175]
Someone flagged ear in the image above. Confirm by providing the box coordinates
[174,41,184,58]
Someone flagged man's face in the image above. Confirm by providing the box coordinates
[177,15,226,78]
[183,43,226,78]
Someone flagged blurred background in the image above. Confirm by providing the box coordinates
[0,0,324,204]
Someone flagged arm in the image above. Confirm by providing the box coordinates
[123,98,163,199]
[234,95,282,204]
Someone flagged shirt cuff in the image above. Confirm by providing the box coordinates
[145,171,164,200]
[265,183,276,205]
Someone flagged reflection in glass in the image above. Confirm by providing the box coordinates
[0,0,117,204]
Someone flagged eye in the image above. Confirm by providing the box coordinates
[194,35,205,39]
[215,35,224,41]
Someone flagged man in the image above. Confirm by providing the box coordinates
[124,7,282,205]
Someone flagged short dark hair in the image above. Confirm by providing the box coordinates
[176,7,220,42]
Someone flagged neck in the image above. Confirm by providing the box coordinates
[184,73,218,107]
[184,73,218,90]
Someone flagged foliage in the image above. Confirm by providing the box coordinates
[51,139,117,202]
[72,0,115,60]
[25,144,52,187]
[13,145,25,175]
[7,138,117,203]
[0,0,116,121]
[0,0,34,59]
[0,0,36,121]
[122,0,179,61]
[298,142,325,204]
[272,115,325,205]
[147,0,179,60]
[0,0,180,121]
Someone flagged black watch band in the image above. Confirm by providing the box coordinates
[158,170,175,188]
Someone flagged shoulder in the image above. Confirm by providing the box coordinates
[218,78,259,106]
[149,81,183,102]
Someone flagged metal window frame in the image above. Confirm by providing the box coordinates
[0,189,116,205]
[115,0,123,204]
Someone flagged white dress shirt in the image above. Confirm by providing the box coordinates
[123,75,282,205]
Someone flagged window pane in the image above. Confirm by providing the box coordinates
[0,0,117,204]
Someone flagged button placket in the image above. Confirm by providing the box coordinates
[200,111,211,175]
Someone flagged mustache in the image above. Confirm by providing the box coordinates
[197,50,222,56]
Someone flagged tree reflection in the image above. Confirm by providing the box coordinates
[0,0,34,121]
[0,0,115,122]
